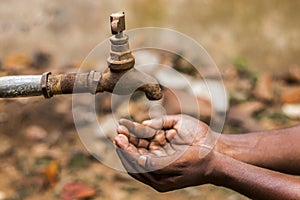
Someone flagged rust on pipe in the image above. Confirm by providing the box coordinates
[0,12,163,101]
[0,69,163,100]
[44,71,103,98]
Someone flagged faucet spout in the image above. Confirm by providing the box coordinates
[97,68,163,100]
[100,11,162,100]
[0,12,163,100]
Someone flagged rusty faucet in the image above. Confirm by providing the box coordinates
[0,12,163,100]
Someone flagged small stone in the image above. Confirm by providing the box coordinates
[0,191,6,200]
[113,173,132,182]
[16,98,29,105]
[0,136,12,156]
[228,101,264,131]
[229,101,264,119]
[0,112,8,123]
[54,98,72,114]
[24,125,48,141]
[288,65,300,82]
[31,51,52,69]
[282,104,300,120]
[31,143,50,158]
[253,73,274,101]
[281,87,300,104]
[68,151,90,170]
[3,53,31,72]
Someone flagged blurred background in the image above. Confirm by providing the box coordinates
[0,0,300,199]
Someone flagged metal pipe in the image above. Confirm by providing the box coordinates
[0,71,101,98]
[0,11,163,100]
[45,71,102,98]
[0,75,43,98]
[0,69,163,100]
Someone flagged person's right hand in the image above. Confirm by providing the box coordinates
[118,114,219,155]
[114,114,220,192]
[115,116,300,199]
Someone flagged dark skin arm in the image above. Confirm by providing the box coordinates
[216,126,300,175]
[114,114,300,199]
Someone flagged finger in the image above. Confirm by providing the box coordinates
[137,138,150,149]
[117,125,130,138]
[114,134,138,153]
[117,125,137,145]
[117,125,151,148]
[119,118,157,138]
[118,125,149,147]
[165,129,177,142]
[148,141,161,150]
[153,130,166,146]
[114,134,129,149]
[142,115,180,130]
[119,119,156,138]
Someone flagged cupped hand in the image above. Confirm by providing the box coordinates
[114,114,219,192]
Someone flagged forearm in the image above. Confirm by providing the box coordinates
[210,152,300,200]
[215,125,300,174]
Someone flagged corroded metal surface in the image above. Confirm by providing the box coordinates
[0,12,163,101]
[0,75,42,98]
[107,12,135,71]
[98,68,163,100]
[48,72,101,95]
[0,69,162,100]
[110,11,125,34]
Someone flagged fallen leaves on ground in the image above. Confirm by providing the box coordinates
[43,160,59,187]
[61,182,96,200]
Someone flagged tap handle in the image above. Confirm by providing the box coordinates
[110,11,125,35]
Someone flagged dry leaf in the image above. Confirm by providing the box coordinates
[61,182,96,200]
[44,160,59,187]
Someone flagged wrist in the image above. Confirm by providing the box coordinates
[205,151,241,187]
[214,134,246,160]
[214,134,234,157]
[202,150,230,185]
[214,133,260,167]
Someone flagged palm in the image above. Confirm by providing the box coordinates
[166,115,209,146]
[117,115,212,157]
